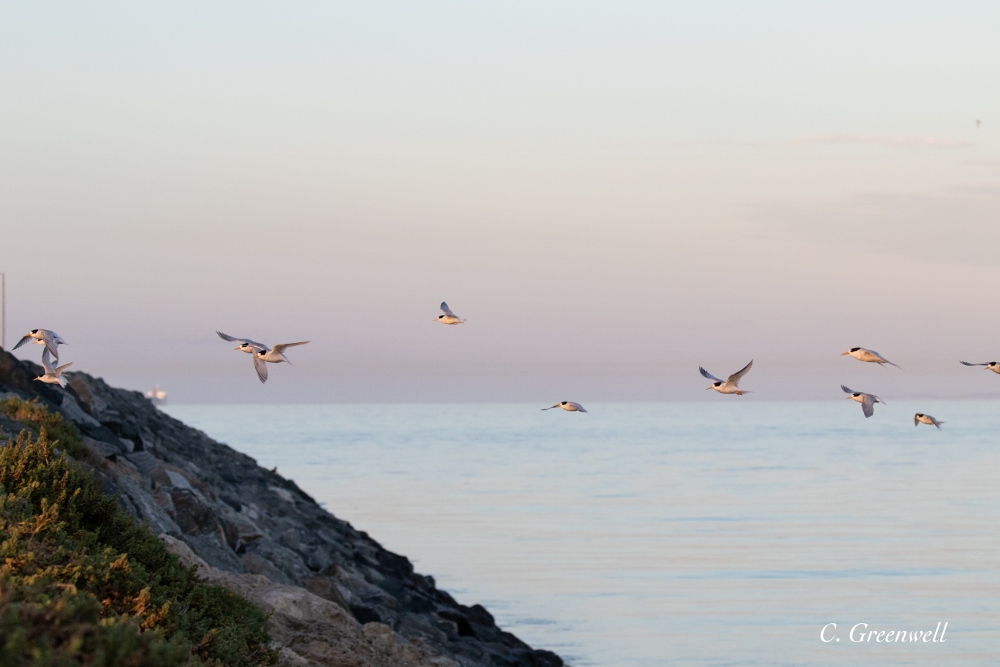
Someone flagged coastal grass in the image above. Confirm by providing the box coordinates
[0,405,278,667]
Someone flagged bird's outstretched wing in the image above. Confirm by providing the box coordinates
[841,385,855,394]
[699,367,722,382]
[727,359,754,384]
[41,348,55,373]
[218,331,267,351]
[960,361,988,366]
[541,404,559,410]
[55,362,73,374]
[272,341,309,354]
[42,335,60,360]
[913,415,919,426]
[253,356,268,384]
[861,395,875,418]
[933,419,942,430]
[12,334,31,351]
[440,302,456,317]
[572,403,588,413]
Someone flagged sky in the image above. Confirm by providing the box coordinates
[2,1,999,403]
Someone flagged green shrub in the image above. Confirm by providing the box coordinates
[0,422,277,666]
[0,397,87,459]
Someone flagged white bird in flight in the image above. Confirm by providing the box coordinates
[841,385,885,418]
[12,329,67,360]
[700,360,753,395]
[34,349,73,388]
[250,343,309,383]
[435,302,465,325]
[959,360,1000,374]
[914,413,943,429]
[840,347,901,368]
[217,331,309,383]
[541,401,588,413]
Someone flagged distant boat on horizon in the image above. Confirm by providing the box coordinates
[145,385,167,406]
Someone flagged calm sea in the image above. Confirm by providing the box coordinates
[164,401,1000,667]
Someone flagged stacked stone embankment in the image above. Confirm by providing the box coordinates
[0,350,563,667]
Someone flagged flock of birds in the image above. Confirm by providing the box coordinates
[12,328,71,387]
[11,301,1000,430]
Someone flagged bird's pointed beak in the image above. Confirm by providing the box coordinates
[839,351,850,356]
[845,395,852,399]
[234,346,241,350]
[705,386,713,391]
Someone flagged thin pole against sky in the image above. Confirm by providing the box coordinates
[1,272,5,350]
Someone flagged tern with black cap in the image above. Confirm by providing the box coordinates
[12,328,67,360]
[436,302,465,325]
[541,401,588,413]
[959,360,1000,374]
[914,413,943,429]
[841,347,900,368]
[841,385,885,417]
[700,360,753,395]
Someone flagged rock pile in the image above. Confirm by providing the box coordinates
[0,350,562,667]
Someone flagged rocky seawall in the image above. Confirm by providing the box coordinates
[0,350,562,667]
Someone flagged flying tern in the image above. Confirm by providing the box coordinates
[435,302,465,325]
[914,413,943,429]
[12,329,67,360]
[217,331,308,383]
[700,360,753,395]
[541,401,588,413]
[249,342,310,383]
[841,385,885,418]
[34,349,72,388]
[840,347,901,368]
[959,360,1000,374]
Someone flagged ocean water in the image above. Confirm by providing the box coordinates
[164,401,1000,667]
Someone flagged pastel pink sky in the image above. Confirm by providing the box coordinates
[1,2,999,402]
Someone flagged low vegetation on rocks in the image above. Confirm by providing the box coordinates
[0,401,277,667]
[0,396,87,459]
